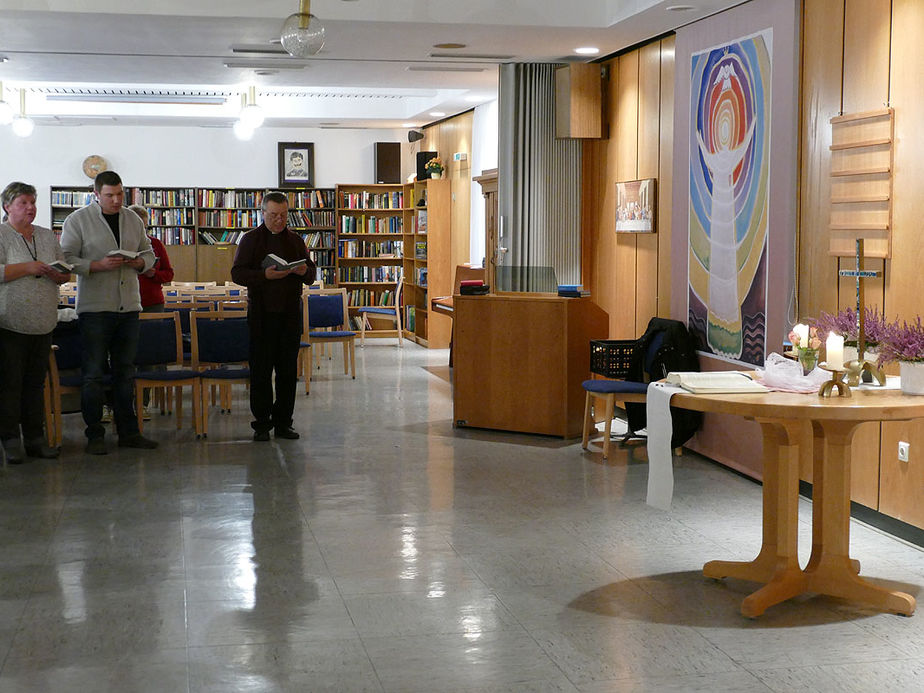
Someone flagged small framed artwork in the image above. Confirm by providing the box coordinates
[277,142,314,188]
[615,178,656,233]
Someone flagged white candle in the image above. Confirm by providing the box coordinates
[826,333,844,369]
[793,323,809,348]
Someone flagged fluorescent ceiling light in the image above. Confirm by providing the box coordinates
[224,60,307,70]
[429,111,445,117]
[574,47,600,55]
[229,44,289,55]
[428,52,514,60]
[45,93,227,105]
[407,66,485,73]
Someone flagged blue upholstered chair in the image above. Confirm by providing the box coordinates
[302,287,356,394]
[357,278,403,347]
[133,312,202,436]
[190,310,250,438]
[581,333,666,460]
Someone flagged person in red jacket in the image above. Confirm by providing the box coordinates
[129,205,175,417]
[129,205,174,312]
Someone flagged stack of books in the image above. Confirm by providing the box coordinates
[459,279,489,295]
[557,284,590,298]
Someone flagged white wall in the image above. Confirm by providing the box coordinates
[469,100,499,266]
[0,124,407,228]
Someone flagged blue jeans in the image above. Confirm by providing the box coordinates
[79,312,140,440]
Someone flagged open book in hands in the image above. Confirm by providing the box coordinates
[48,260,74,273]
[107,249,142,260]
[261,254,306,271]
[665,371,768,394]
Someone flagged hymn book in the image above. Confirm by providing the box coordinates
[665,371,768,394]
[261,253,306,271]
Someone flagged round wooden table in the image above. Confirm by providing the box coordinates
[670,387,923,617]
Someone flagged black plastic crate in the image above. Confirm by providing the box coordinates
[589,339,636,378]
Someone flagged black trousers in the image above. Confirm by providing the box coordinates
[248,310,301,433]
[0,328,53,443]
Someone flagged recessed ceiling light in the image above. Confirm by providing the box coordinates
[574,47,599,56]
[464,95,487,103]
[401,122,416,127]
[666,4,696,11]
[433,43,466,49]
[429,111,445,117]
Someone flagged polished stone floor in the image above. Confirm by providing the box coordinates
[2,342,924,691]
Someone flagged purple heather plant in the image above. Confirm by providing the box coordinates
[814,306,886,345]
[877,316,924,365]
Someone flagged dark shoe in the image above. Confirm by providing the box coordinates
[24,438,60,459]
[118,434,159,450]
[253,430,271,442]
[85,437,108,455]
[274,427,300,440]
[2,438,25,465]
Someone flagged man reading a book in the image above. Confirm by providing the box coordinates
[232,191,316,442]
[61,170,158,455]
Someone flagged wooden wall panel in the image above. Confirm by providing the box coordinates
[799,0,843,321]
[657,37,675,319]
[635,41,661,336]
[614,51,640,339]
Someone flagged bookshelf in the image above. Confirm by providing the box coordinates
[49,186,94,236]
[403,178,451,347]
[283,188,336,286]
[336,184,406,335]
[128,186,197,280]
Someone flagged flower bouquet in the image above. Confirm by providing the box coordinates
[815,306,885,356]
[788,324,822,374]
[874,316,924,394]
[424,156,444,178]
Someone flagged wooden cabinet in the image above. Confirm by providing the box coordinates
[453,293,608,437]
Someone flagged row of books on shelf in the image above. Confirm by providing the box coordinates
[305,231,335,248]
[287,210,334,228]
[339,190,404,210]
[416,267,428,288]
[198,210,263,229]
[346,288,398,308]
[199,230,246,244]
[149,209,195,226]
[318,267,336,285]
[284,189,334,209]
[405,306,416,333]
[339,214,403,235]
[308,249,335,267]
[198,189,263,209]
[130,188,196,207]
[149,227,195,245]
[414,241,427,259]
[338,265,401,283]
[51,190,94,207]
[338,240,403,259]
[557,284,590,298]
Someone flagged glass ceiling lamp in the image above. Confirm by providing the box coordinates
[0,81,13,125]
[280,0,325,58]
[239,85,264,129]
[11,89,34,137]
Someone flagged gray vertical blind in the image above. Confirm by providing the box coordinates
[497,63,582,291]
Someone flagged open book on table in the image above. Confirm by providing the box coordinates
[261,254,306,271]
[665,371,768,394]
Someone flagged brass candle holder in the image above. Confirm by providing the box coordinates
[818,363,851,398]
[843,357,887,388]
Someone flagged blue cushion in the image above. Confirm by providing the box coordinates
[200,367,250,380]
[135,369,199,381]
[357,307,396,316]
[581,379,648,395]
[309,330,356,339]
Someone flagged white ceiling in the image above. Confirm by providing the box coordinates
[0,0,747,129]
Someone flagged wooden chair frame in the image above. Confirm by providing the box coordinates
[190,310,250,438]
[358,278,403,347]
[302,287,356,394]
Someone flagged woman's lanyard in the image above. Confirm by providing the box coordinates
[21,233,37,261]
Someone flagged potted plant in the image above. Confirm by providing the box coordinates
[815,306,885,362]
[875,316,924,395]
[424,156,444,179]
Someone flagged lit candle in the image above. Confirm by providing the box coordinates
[826,333,844,369]
[793,323,809,348]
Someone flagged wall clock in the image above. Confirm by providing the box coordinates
[82,155,108,179]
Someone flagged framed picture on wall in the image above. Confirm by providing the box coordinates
[615,178,656,233]
[277,142,314,188]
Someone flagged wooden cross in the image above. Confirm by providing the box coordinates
[837,239,884,384]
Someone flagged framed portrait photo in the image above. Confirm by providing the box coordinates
[615,178,657,233]
[277,142,314,188]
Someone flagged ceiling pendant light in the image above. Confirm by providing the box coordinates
[233,94,255,140]
[239,85,264,129]
[11,89,34,137]
[0,81,13,125]
[280,0,325,58]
